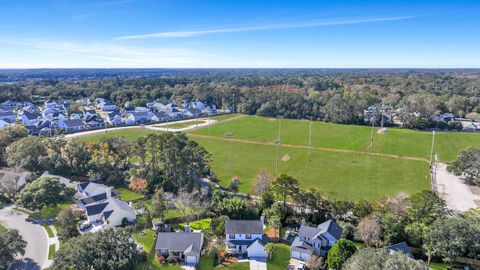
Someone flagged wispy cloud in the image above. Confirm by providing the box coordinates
[114,15,421,40]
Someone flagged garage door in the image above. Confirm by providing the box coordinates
[300,253,310,261]
[291,251,301,259]
[186,256,197,264]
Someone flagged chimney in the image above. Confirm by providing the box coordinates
[129,201,133,209]
[106,187,113,198]
[185,223,191,233]
[260,216,265,225]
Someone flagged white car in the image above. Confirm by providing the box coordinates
[297,263,305,270]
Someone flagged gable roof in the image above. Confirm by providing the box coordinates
[155,232,204,256]
[81,193,107,205]
[387,242,413,258]
[62,119,85,128]
[85,202,109,216]
[291,236,315,255]
[298,219,343,241]
[225,220,263,235]
[23,111,41,120]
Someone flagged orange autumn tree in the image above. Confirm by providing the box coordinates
[128,178,148,194]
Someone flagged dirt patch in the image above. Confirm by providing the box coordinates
[377,128,388,134]
[282,154,290,162]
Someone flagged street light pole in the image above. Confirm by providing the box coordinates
[370,109,376,148]
[308,120,312,159]
[430,130,436,167]
[208,114,211,138]
[275,138,280,177]
[225,132,234,171]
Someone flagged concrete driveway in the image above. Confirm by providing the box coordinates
[0,206,47,270]
[249,257,267,270]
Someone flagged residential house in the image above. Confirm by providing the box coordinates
[82,109,97,119]
[190,101,206,111]
[127,111,153,124]
[59,99,71,108]
[462,122,480,132]
[182,109,194,118]
[225,219,267,258]
[21,111,42,126]
[290,219,343,260]
[84,194,136,228]
[59,119,85,132]
[0,100,21,110]
[189,108,203,117]
[202,105,218,116]
[105,112,124,126]
[166,107,183,119]
[85,114,105,128]
[153,102,167,112]
[151,112,169,122]
[100,102,117,111]
[387,242,414,259]
[44,99,58,109]
[146,100,155,109]
[0,119,10,129]
[0,110,17,123]
[43,111,67,122]
[70,113,82,120]
[75,181,120,209]
[155,232,204,265]
[135,106,151,112]
[94,98,106,109]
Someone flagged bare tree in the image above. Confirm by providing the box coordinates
[386,192,410,217]
[0,168,25,202]
[355,216,383,247]
[173,189,210,221]
[254,170,273,196]
[306,255,324,270]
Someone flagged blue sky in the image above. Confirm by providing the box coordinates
[0,0,479,68]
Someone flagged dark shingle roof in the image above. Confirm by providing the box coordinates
[225,220,263,235]
[155,232,203,256]
[291,236,315,254]
[62,119,85,127]
[387,242,414,258]
[318,220,343,240]
[85,202,109,216]
[81,193,107,205]
[103,210,114,220]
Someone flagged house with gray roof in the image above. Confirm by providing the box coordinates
[291,219,343,260]
[387,242,414,258]
[155,232,204,265]
[225,219,268,258]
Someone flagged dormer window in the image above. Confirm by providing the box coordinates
[229,234,235,239]
[246,234,252,239]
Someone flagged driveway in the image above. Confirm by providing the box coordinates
[433,163,480,212]
[249,257,267,270]
[0,206,47,270]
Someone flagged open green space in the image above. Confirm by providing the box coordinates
[40,202,75,218]
[216,262,250,270]
[43,224,54,238]
[194,137,429,200]
[199,254,215,270]
[191,116,480,162]
[133,229,157,253]
[117,188,144,201]
[267,244,291,270]
[178,218,211,233]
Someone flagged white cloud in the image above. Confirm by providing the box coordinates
[114,15,420,40]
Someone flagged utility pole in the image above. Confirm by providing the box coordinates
[370,109,376,148]
[225,132,234,171]
[429,130,436,167]
[275,138,280,177]
[278,116,284,143]
[232,94,235,113]
[208,114,211,138]
[308,120,312,159]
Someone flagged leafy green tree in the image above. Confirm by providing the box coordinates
[353,200,373,220]
[326,238,357,270]
[264,243,275,260]
[151,188,167,220]
[212,215,229,237]
[51,228,138,270]
[57,207,79,241]
[271,174,300,208]
[6,136,47,174]
[447,148,480,186]
[0,125,28,166]
[423,214,480,264]
[64,140,92,176]
[0,228,27,269]
[408,190,446,225]
[15,176,75,211]
[342,248,426,270]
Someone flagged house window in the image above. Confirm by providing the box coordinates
[229,234,236,239]
[246,234,252,239]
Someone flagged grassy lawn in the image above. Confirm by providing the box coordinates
[191,116,480,162]
[165,209,184,220]
[178,218,211,233]
[0,222,6,232]
[137,256,183,270]
[117,188,144,201]
[217,262,250,270]
[194,137,429,200]
[48,244,56,260]
[157,120,207,129]
[40,202,75,218]
[199,254,215,270]
[268,244,290,270]
[43,224,55,238]
[133,229,157,253]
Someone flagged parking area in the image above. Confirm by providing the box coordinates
[288,258,305,270]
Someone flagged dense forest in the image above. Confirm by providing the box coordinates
[1,69,480,128]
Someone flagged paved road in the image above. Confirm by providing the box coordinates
[0,206,47,270]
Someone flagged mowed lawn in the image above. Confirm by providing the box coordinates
[194,137,429,200]
[191,116,480,162]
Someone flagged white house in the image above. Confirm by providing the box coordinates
[105,112,123,126]
[135,106,151,112]
[0,111,17,123]
[0,119,10,129]
[151,112,169,122]
[21,111,42,126]
[462,122,480,132]
[225,219,267,258]
[100,102,117,111]
[128,111,153,123]
[166,107,183,119]
[155,232,204,265]
[59,119,85,132]
[291,220,343,260]
[44,99,58,109]
[153,102,167,111]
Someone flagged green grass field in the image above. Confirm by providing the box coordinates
[117,188,144,201]
[78,115,477,200]
[156,120,207,129]
[48,244,56,260]
[268,244,291,270]
[191,116,480,162]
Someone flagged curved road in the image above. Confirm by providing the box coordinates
[0,206,47,270]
